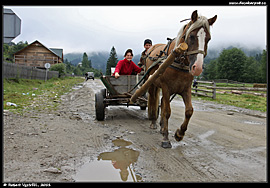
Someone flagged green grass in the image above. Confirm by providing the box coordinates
[3,77,84,113]
[192,92,267,112]
[4,77,266,113]
[192,82,267,112]
[215,82,254,88]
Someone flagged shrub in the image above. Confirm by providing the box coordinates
[50,63,66,77]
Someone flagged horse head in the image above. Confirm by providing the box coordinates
[175,10,217,76]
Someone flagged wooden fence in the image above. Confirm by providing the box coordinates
[192,80,216,99]
[3,61,59,80]
[192,80,267,99]
[213,79,248,86]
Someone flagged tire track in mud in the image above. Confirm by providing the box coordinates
[81,79,266,182]
[101,97,225,181]
[113,106,210,181]
[136,133,212,181]
[92,133,106,151]
[121,107,263,182]
[115,102,212,181]
[135,139,209,181]
[175,128,264,181]
[7,79,264,182]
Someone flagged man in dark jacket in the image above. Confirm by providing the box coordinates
[138,39,152,75]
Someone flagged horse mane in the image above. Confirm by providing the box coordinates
[174,16,211,49]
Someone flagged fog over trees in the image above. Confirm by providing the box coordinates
[64,44,266,83]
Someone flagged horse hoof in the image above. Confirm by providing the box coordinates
[174,129,184,142]
[150,123,157,129]
[161,141,172,148]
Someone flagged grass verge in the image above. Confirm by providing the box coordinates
[192,82,266,112]
[192,92,266,112]
[3,77,84,113]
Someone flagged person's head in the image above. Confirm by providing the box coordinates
[144,39,152,50]
[124,49,133,61]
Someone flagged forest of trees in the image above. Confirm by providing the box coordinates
[202,48,267,83]
[102,46,267,83]
[4,41,267,83]
[64,52,101,77]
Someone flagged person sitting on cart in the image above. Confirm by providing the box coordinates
[113,49,142,79]
[138,39,152,75]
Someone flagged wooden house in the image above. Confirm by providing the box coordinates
[14,40,63,68]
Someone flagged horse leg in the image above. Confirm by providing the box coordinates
[159,97,164,134]
[147,84,160,129]
[175,90,193,142]
[160,86,172,148]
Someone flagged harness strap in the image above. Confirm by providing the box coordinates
[163,37,174,56]
[146,44,164,57]
[185,50,205,56]
[169,60,190,72]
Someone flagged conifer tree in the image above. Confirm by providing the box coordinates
[82,52,92,68]
[106,46,118,75]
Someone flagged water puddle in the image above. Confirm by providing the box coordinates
[74,138,142,182]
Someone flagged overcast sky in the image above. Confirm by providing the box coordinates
[5,6,267,55]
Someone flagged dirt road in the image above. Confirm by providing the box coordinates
[3,79,266,182]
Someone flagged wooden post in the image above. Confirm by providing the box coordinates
[129,42,188,104]
[212,81,216,99]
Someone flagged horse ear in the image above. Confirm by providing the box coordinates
[191,10,198,23]
[208,15,217,26]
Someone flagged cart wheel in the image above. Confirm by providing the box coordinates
[100,88,106,98]
[95,92,105,121]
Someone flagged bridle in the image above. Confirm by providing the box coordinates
[177,21,206,57]
[184,49,205,56]
[145,20,208,73]
[168,21,207,72]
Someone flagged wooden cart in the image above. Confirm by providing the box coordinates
[95,75,147,121]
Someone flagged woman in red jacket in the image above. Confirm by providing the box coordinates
[113,49,142,79]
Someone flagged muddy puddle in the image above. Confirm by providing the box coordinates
[74,138,143,182]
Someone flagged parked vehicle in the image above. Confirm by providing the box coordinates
[85,72,95,81]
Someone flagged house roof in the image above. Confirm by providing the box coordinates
[14,40,63,59]
[50,48,63,59]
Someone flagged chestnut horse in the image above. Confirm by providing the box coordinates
[145,10,217,148]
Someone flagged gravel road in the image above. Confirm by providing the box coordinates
[3,79,266,182]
